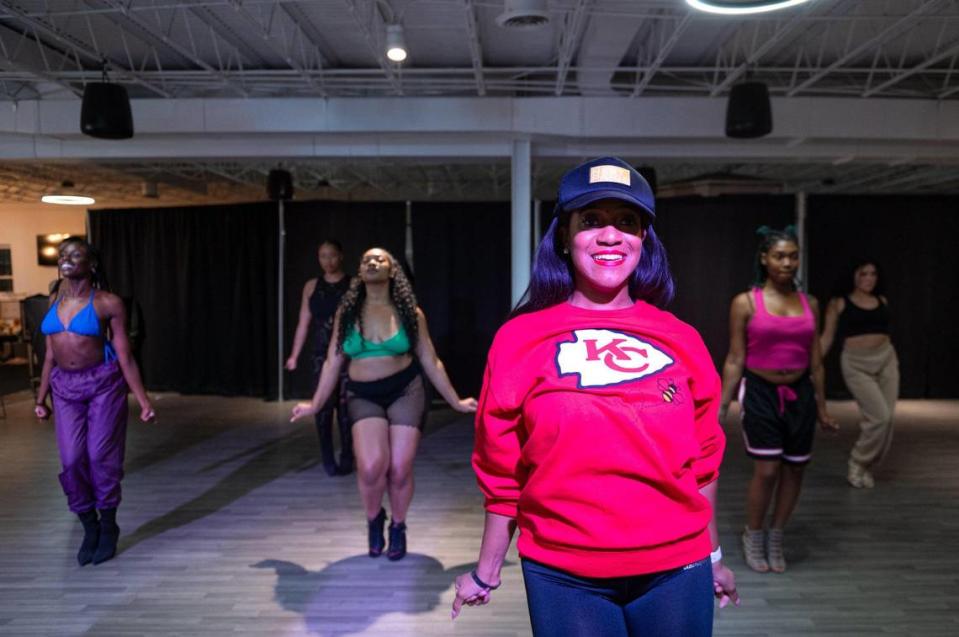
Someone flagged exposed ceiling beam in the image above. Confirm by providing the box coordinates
[92,0,250,97]
[788,0,946,96]
[0,0,171,97]
[0,24,81,97]
[343,0,402,94]
[632,13,692,98]
[554,0,593,96]
[710,1,823,97]
[229,0,330,96]
[863,36,959,96]
[462,0,486,96]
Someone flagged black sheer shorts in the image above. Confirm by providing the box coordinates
[345,360,428,430]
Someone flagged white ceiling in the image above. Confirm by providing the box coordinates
[2,0,959,202]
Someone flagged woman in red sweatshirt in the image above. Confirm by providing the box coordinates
[452,157,739,635]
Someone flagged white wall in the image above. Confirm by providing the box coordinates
[0,204,86,295]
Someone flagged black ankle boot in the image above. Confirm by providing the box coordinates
[387,520,407,561]
[76,509,100,566]
[368,508,386,558]
[92,508,119,565]
[315,411,337,476]
[337,454,354,476]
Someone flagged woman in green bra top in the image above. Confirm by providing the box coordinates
[292,247,477,560]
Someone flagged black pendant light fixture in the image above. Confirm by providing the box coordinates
[725,81,773,139]
[267,169,295,201]
[80,64,134,140]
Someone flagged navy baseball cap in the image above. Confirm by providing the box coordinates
[556,156,655,220]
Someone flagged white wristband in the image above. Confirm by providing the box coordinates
[710,546,723,564]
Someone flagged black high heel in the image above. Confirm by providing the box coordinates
[387,520,407,561]
[368,508,386,557]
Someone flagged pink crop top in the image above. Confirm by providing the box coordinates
[745,287,815,371]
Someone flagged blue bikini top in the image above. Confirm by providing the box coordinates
[41,290,116,361]
[42,290,103,337]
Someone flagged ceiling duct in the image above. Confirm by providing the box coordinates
[496,0,549,29]
[657,173,783,199]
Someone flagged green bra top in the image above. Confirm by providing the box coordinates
[342,324,411,359]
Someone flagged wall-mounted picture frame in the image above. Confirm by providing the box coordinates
[37,234,84,266]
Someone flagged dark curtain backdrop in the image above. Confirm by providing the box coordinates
[807,195,959,399]
[655,195,796,371]
[283,201,406,399]
[412,202,511,397]
[89,203,279,397]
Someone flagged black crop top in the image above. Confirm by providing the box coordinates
[839,295,890,338]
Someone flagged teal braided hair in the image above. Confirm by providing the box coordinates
[753,225,800,287]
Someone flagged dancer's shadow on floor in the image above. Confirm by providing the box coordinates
[253,555,476,636]
[119,431,320,554]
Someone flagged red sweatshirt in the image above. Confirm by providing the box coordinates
[473,300,725,578]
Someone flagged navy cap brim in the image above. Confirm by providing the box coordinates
[560,189,655,219]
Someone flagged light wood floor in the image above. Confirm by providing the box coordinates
[0,390,957,636]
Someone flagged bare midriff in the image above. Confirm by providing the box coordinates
[348,352,415,382]
[746,366,806,385]
[844,333,890,351]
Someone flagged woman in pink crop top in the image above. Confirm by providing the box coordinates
[720,226,837,574]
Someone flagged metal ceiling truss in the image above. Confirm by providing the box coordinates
[2,1,959,99]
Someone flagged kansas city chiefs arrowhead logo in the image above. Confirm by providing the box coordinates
[556,329,674,388]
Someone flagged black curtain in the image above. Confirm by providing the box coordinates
[283,201,407,399]
[807,195,959,398]
[411,202,512,397]
[655,195,796,370]
[89,203,279,397]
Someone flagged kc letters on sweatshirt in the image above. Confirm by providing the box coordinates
[473,301,725,578]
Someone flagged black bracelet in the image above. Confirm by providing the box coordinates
[470,569,500,590]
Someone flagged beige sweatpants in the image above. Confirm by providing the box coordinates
[840,341,899,470]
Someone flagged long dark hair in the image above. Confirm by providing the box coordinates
[335,248,419,352]
[512,207,674,317]
[51,238,109,297]
[834,257,884,298]
[753,225,800,288]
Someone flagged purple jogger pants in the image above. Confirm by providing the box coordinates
[50,360,128,514]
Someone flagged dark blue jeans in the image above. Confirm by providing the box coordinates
[522,557,714,637]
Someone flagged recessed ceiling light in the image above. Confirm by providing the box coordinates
[685,0,812,16]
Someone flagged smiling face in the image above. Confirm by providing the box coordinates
[760,239,800,285]
[564,198,647,295]
[358,248,393,284]
[57,240,95,281]
[853,263,878,294]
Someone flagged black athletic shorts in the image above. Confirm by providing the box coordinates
[345,360,428,430]
[739,369,816,464]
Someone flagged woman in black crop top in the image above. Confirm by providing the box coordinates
[286,239,353,476]
[821,259,899,489]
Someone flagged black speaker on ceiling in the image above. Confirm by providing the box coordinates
[636,165,658,195]
[80,82,134,140]
[267,169,294,200]
[725,81,772,139]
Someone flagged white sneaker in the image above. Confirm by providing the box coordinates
[847,460,866,488]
